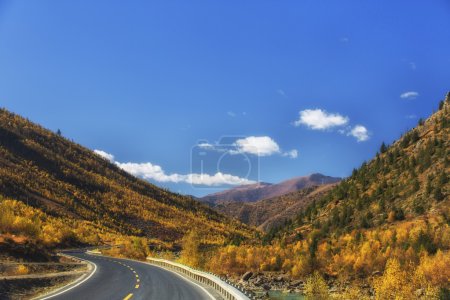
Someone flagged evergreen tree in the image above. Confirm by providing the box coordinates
[380,142,388,153]
[434,187,444,202]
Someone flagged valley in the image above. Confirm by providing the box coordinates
[1,93,448,299]
[1,2,449,299]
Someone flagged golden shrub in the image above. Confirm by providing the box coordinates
[335,286,370,300]
[415,250,450,288]
[373,258,414,300]
[15,264,29,275]
[304,271,329,300]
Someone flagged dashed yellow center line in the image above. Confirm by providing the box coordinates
[123,293,133,300]
[107,260,140,295]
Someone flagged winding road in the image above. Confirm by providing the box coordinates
[40,251,214,300]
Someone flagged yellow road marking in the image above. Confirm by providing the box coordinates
[123,293,133,300]
[135,274,139,278]
[135,284,140,289]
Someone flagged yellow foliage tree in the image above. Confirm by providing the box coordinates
[180,230,202,268]
[304,271,329,300]
[373,258,414,300]
[336,286,370,300]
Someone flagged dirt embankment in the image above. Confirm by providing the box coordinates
[0,236,90,300]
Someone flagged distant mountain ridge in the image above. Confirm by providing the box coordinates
[200,173,341,204]
[214,182,339,231]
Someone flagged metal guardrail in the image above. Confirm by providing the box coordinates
[146,257,251,300]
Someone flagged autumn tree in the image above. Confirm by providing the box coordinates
[180,230,202,268]
[304,271,329,300]
[374,259,414,300]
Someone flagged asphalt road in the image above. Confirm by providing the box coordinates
[43,252,214,300]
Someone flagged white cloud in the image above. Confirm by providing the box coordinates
[234,136,281,157]
[348,125,370,142]
[116,162,254,186]
[406,114,417,119]
[186,172,255,186]
[294,108,370,142]
[198,142,214,149]
[400,91,419,99]
[294,109,349,130]
[277,89,287,98]
[340,37,349,43]
[94,149,254,186]
[94,149,115,162]
[199,136,296,158]
[227,111,237,117]
[117,162,181,183]
[409,62,416,70]
[282,149,298,158]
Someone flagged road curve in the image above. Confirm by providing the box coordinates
[41,251,214,300]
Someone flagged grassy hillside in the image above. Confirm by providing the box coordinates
[207,93,449,298]
[0,109,253,252]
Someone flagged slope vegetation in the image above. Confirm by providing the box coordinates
[207,93,450,297]
[0,109,252,250]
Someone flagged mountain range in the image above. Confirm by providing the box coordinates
[200,173,341,204]
[214,182,339,231]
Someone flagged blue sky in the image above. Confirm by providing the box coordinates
[0,1,449,196]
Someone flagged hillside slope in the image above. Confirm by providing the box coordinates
[207,93,450,297]
[201,173,340,204]
[214,183,338,231]
[285,94,449,238]
[0,109,252,249]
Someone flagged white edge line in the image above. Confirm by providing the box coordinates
[95,254,215,300]
[36,254,97,300]
[83,253,216,300]
[147,263,215,300]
